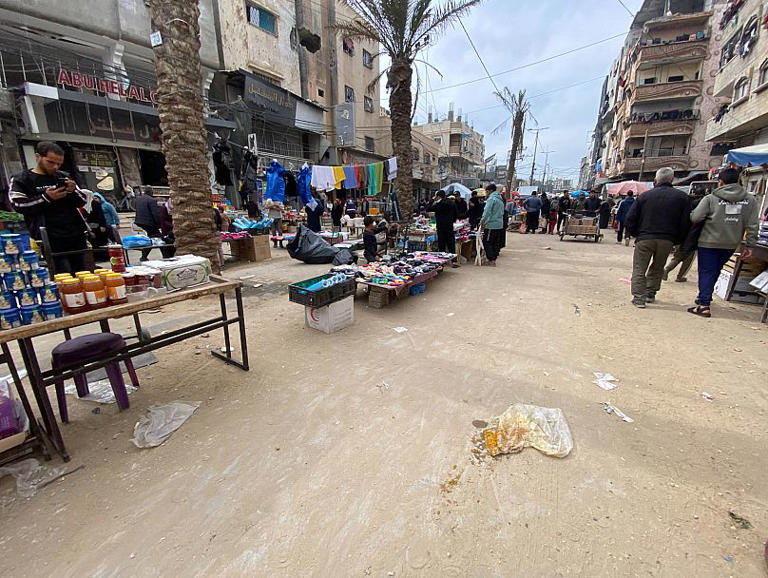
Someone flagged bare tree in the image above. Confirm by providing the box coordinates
[496,89,529,194]
[148,0,219,268]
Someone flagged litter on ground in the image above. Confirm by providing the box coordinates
[601,402,634,423]
[478,403,573,458]
[593,372,619,391]
[131,401,201,448]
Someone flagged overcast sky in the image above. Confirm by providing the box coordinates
[408,0,644,184]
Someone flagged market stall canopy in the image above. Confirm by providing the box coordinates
[726,143,768,166]
[605,181,652,196]
[570,190,590,198]
[442,183,472,199]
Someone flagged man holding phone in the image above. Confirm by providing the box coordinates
[10,141,90,273]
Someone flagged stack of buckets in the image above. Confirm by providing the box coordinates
[0,233,62,329]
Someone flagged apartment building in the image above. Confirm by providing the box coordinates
[705,0,768,148]
[410,130,440,201]
[590,0,730,183]
[412,107,485,188]
[0,0,231,194]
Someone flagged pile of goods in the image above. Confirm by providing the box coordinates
[232,216,273,233]
[330,252,455,287]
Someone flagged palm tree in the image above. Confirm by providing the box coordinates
[335,0,482,220]
[148,0,219,268]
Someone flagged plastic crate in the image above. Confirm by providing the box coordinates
[289,274,356,308]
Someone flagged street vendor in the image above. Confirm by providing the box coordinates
[363,216,378,263]
[10,141,90,273]
[428,190,457,256]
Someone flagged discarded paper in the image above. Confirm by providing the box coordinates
[593,372,619,391]
[392,327,408,334]
[131,401,201,448]
[701,392,714,401]
[64,380,137,404]
[479,403,573,458]
[601,402,634,423]
[728,511,751,529]
[0,458,66,498]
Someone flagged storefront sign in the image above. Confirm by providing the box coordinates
[56,69,158,105]
[243,74,296,125]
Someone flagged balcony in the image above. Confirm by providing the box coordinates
[633,80,702,103]
[637,39,708,66]
[625,109,699,138]
[621,155,692,174]
[706,87,768,141]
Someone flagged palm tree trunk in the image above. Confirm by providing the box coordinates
[506,108,525,193]
[148,0,219,269]
[388,57,414,221]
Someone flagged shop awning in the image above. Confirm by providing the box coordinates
[726,143,768,166]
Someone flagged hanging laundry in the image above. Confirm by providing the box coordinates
[297,164,313,206]
[367,164,376,196]
[382,160,389,183]
[342,166,357,189]
[311,165,336,192]
[387,157,398,180]
[266,160,286,202]
[285,171,298,199]
[356,165,367,190]
[212,140,234,186]
[374,162,384,194]
[332,166,345,190]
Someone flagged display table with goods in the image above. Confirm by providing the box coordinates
[333,252,456,309]
[0,256,249,461]
[717,244,768,308]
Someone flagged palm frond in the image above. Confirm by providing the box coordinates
[409,0,483,55]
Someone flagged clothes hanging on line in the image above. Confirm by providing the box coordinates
[342,166,358,189]
[332,166,345,190]
[297,165,313,206]
[387,157,398,180]
[266,160,286,202]
[311,165,336,192]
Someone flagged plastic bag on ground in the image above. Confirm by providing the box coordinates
[0,458,65,498]
[131,401,200,448]
[481,403,573,458]
[64,380,137,404]
[287,226,355,265]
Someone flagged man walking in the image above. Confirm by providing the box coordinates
[10,141,90,273]
[687,167,759,317]
[584,190,601,217]
[615,191,635,245]
[625,167,690,308]
[557,192,571,233]
[539,193,551,234]
[480,184,505,266]
[134,185,163,261]
[663,188,706,282]
[523,191,542,234]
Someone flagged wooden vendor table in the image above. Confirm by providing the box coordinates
[725,244,768,301]
[0,276,249,462]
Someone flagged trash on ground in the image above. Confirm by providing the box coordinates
[573,304,581,315]
[593,372,619,391]
[722,554,734,564]
[601,402,634,423]
[447,312,455,317]
[239,274,256,280]
[0,458,67,497]
[728,511,752,529]
[131,401,201,448]
[65,380,137,404]
[619,277,631,285]
[478,403,573,458]
[392,327,408,333]
[472,419,488,429]
[701,392,715,401]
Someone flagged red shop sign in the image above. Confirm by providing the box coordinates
[56,69,158,105]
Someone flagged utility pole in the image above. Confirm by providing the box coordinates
[528,127,549,186]
[540,149,556,191]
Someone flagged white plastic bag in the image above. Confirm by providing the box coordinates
[131,401,200,448]
[0,458,65,498]
[480,403,573,458]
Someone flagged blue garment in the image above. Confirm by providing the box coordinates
[696,247,734,306]
[523,196,542,212]
[616,196,635,223]
[94,193,120,227]
[306,203,324,232]
[342,166,358,189]
[265,161,286,202]
[297,165,312,206]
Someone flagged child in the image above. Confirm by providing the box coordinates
[363,216,378,263]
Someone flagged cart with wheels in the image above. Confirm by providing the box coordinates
[559,214,602,243]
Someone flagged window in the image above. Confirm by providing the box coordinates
[344,85,355,103]
[667,75,684,82]
[734,77,749,102]
[412,147,420,161]
[364,136,375,153]
[720,28,742,68]
[645,135,690,157]
[343,38,355,56]
[246,3,277,35]
[363,96,374,113]
[363,49,373,69]
[318,88,325,98]
[424,153,432,165]
[759,60,768,88]
[433,137,442,145]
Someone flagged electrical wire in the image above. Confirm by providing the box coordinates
[457,18,502,95]
[616,0,635,17]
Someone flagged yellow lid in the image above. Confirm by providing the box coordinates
[83,275,101,281]
[54,274,73,281]
[93,268,109,274]
[106,273,123,279]
[62,278,81,285]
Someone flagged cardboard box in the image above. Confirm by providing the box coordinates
[143,255,211,291]
[230,236,271,262]
[305,296,354,333]
[714,270,761,302]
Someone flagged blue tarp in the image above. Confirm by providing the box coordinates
[726,144,768,166]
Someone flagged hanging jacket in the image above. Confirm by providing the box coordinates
[692,184,759,249]
[266,160,286,202]
[297,165,312,206]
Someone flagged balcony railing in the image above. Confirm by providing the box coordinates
[621,155,691,173]
[627,109,699,124]
[633,80,703,102]
[637,39,708,65]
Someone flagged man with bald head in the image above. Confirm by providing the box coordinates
[625,167,690,308]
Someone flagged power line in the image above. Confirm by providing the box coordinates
[426,32,626,94]
[616,0,635,17]
[457,18,502,95]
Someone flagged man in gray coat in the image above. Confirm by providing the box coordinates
[687,167,759,317]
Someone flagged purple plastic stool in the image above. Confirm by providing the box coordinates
[52,332,140,423]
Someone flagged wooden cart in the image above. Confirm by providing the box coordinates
[559,214,602,243]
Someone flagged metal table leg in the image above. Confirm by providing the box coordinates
[211,287,249,370]
[219,293,232,361]
[18,337,70,462]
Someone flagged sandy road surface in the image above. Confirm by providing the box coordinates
[1,231,766,577]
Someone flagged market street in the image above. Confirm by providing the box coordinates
[1,234,766,577]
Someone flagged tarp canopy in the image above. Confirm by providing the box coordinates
[442,183,472,199]
[726,143,768,166]
[570,190,590,198]
[605,181,652,196]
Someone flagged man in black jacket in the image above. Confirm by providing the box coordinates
[557,192,571,233]
[134,185,162,261]
[625,167,690,308]
[429,191,458,257]
[584,190,601,217]
[10,141,89,273]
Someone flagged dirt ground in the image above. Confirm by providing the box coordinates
[1,231,767,577]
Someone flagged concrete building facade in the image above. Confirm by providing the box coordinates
[705,0,768,148]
